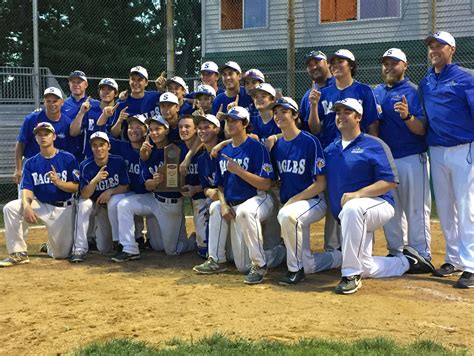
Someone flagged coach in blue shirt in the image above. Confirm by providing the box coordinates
[419,31,474,288]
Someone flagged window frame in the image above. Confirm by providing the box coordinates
[219,0,269,32]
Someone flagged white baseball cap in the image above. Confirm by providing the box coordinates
[222,106,249,121]
[146,114,169,129]
[249,83,276,98]
[194,113,220,128]
[219,61,242,74]
[159,92,179,105]
[304,50,328,64]
[243,69,265,82]
[43,87,63,99]
[382,48,407,63]
[90,131,110,143]
[33,122,55,134]
[195,84,216,98]
[165,76,189,94]
[200,61,219,74]
[130,66,149,80]
[332,98,363,115]
[127,114,148,126]
[329,49,356,62]
[267,96,299,112]
[99,78,119,91]
[425,31,456,47]
[69,70,87,82]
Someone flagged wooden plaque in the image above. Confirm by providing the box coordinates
[156,143,185,192]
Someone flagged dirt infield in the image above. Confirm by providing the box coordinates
[0,220,472,355]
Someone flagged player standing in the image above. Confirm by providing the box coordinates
[164,76,194,115]
[248,83,281,142]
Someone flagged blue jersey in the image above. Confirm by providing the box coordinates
[179,101,194,116]
[324,133,398,220]
[185,147,206,200]
[271,131,326,204]
[197,149,219,190]
[79,154,129,201]
[317,81,379,148]
[216,137,274,203]
[210,87,253,116]
[140,143,187,199]
[249,107,281,142]
[109,137,147,194]
[80,101,108,159]
[21,150,79,203]
[374,79,427,159]
[418,64,474,147]
[18,110,73,159]
[299,76,336,131]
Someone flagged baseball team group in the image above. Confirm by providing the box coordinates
[1,30,472,295]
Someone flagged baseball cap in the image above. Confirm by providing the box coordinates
[332,98,363,115]
[200,61,219,74]
[165,76,189,94]
[130,66,149,80]
[267,97,299,112]
[90,131,110,143]
[329,49,356,63]
[69,70,87,82]
[146,114,170,129]
[304,50,327,64]
[195,84,216,98]
[159,92,179,105]
[33,122,55,134]
[243,69,265,82]
[219,61,242,74]
[43,87,63,99]
[382,48,407,63]
[248,83,276,98]
[195,113,220,128]
[222,106,249,121]
[98,78,119,91]
[425,31,456,47]
[127,114,148,126]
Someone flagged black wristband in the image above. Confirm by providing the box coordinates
[402,114,412,122]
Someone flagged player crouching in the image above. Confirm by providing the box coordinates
[1,122,79,267]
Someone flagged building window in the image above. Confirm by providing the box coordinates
[221,0,267,30]
[320,0,400,23]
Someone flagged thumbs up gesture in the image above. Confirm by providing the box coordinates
[394,95,409,120]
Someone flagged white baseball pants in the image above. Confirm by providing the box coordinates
[191,198,209,249]
[108,192,145,242]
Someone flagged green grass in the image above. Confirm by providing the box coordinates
[72,334,466,355]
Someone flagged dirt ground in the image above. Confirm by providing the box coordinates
[0,219,472,355]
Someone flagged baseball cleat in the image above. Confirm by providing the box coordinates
[193,257,227,274]
[69,253,86,263]
[453,272,473,289]
[279,268,305,286]
[244,264,267,285]
[403,246,435,274]
[335,275,362,294]
[111,251,141,263]
[0,252,30,267]
[433,263,462,277]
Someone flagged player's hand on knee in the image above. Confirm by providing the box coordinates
[341,192,361,207]
[92,165,108,184]
[205,188,219,201]
[221,204,235,221]
[23,206,38,224]
[97,191,112,204]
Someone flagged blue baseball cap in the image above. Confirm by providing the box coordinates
[69,70,87,82]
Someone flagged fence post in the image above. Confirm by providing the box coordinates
[287,0,295,98]
[166,0,175,78]
[32,0,40,108]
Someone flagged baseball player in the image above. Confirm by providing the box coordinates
[269,97,342,285]
[373,48,431,259]
[70,132,130,262]
[1,122,79,267]
[243,68,265,95]
[194,84,216,115]
[164,76,194,115]
[419,31,474,288]
[324,98,434,294]
[247,83,281,142]
[199,61,224,96]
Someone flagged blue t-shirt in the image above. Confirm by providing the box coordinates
[316,80,379,148]
[79,154,129,201]
[249,107,281,142]
[18,110,73,159]
[418,64,474,147]
[374,78,427,159]
[299,76,336,131]
[271,131,326,204]
[21,150,79,203]
[197,149,219,190]
[179,101,194,116]
[79,101,108,159]
[216,137,274,203]
[324,133,398,220]
[210,87,253,116]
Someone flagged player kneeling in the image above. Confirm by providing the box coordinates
[70,132,129,262]
[1,123,79,267]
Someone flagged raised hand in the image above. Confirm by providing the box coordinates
[117,106,129,123]
[48,165,61,186]
[222,154,242,174]
[394,95,409,120]
[215,103,225,121]
[227,94,239,111]
[80,96,91,114]
[92,165,108,183]
[102,102,120,119]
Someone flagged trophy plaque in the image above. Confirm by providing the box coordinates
[156,143,185,192]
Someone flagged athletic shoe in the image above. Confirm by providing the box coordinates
[454,272,473,289]
[279,268,305,286]
[136,236,146,251]
[69,253,85,263]
[197,247,208,259]
[0,252,30,267]
[111,251,140,263]
[403,246,435,274]
[335,275,362,294]
[433,263,462,277]
[244,264,267,285]
[39,243,48,253]
[112,241,123,253]
[88,239,99,254]
[193,257,227,274]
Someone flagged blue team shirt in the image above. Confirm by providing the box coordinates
[79,154,129,201]
[249,107,281,142]
[18,110,73,159]
[418,64,474,147]
[21,150,79,203]
[374,78,427,159]
[197,149,219,190]
[271,131,326,204]
[179,101,194,116]
[324,133,398,220]
[216,137,274,203]
[316,81,379,148]
[210,87,253,116]
[185,148,206,200]
[79,101,108,159]
[299,76,336,131]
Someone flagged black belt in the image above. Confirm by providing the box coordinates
[154,194,179,204]
[227,199,247,207]
[48,200,74,207]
